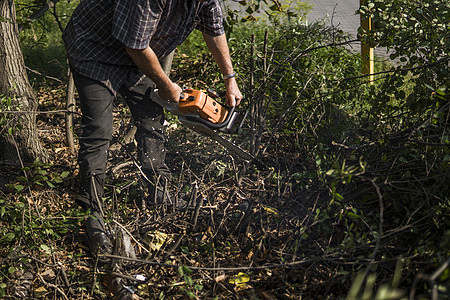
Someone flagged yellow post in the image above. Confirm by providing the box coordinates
[360,0,374,83]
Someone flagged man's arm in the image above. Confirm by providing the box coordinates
[126,46,181,103]
[202,33,243,107]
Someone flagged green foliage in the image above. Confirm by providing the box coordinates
[177,266,203,299]
[0,160,82,298]
[174,5,449,297]
[0,193,79,250]
[0,95,16,136]
[359,0,449,115]
[347,269,406,300]
[1,160,75,251]
[0,94,24,141]
[16,0,78,82]
[5,159,71,190]
[223,0,310,30]
[175,1,312,91]
[359,0,448,61]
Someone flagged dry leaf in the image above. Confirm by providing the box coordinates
[214,274,226,282]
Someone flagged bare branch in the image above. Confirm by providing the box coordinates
[18,0,61,32]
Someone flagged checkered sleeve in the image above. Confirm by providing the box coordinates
[112,0,163,49]
[196,0,225,36]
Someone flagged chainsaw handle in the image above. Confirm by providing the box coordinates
[186,106,235,129]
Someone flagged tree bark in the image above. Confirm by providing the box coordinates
[0,0,48,164]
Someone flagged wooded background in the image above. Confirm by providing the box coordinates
[0,0,448,299]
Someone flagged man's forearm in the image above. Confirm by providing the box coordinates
[126,46,181,102]
[126,46,171,87]
[202,33,234,76]
[203,32,242,107]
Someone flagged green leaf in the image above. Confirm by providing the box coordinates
[186,276,193,287]
[178,265,193,277]
[326,169,335,176]
[334,193,344,201]
[34,286,48,298]
[40,244,52,255]
[46,181,56,188]
[182,265,193,276]
[52,177,63,184]
[1,233,15,242]
[229,272,250,286]
[60,171,70,178]
[347,212,361,220]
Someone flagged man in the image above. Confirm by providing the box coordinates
[63,0,242,255]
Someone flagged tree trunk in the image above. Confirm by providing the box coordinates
[0,0,48,164]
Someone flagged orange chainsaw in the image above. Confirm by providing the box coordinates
[151,88,264,168]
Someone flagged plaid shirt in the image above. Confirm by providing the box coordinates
[63,0,224,94]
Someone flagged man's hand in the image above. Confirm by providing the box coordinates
[225,77,243,107]
[158,82,182,103]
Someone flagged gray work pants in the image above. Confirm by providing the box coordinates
[72,72,170,211]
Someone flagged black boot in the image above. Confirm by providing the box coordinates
[86,211,113,257]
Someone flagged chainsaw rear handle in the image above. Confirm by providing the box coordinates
[186,106,235,129]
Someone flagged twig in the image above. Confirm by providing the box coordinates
[50,1,64,32]
[183,181,198,217]
[261,76,313,156]
[166,234,185,257]
[100,252,358,272]
[57,262,73,295]
[385,102,450,183]
[358,178,384,297]
[250,33,256,154]
[37,273,69,300]
[114,138,153,184]
[101,271,145,283]
[90,252,100,297]
[191,197,204,229]
[18,0,61,32]
[0,254,57,267]
[25,66,64,83]
[65,70,75,149]
[410,258,450,300]
[342,57,449,82]
[0,109,81,116]
[111,161,134,175]
[111,219,150,254]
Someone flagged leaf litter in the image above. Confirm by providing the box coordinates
[0,82,347,299]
